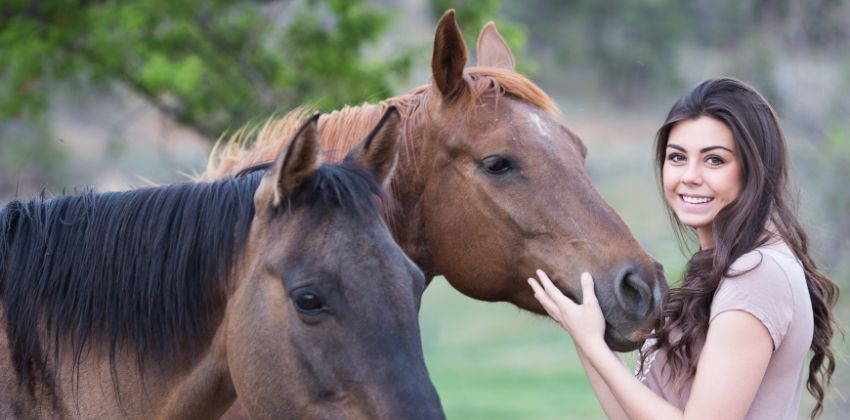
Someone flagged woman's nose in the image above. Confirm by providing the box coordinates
[681,162,702,185]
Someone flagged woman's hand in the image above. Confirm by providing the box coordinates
[528,270,607,350]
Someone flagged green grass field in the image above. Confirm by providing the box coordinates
[420,277,608,419]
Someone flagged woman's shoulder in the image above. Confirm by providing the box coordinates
[727,241,802,283]
[716,243,795,305]
[712,241,807,348]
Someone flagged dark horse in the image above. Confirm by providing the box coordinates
[0,109,444,419]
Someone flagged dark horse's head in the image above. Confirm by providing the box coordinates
[226,109,444,419]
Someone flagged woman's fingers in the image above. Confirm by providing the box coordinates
[580,272,597,305]
[529,270,607,345]
[535,269,562,297]
[529,278,572,331]
[536,269,577,308]
[528,278,561,317]
[527,277,550,306]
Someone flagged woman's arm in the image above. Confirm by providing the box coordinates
[681,310,773,418]
[574,346,629,420]
[529,271,773,420]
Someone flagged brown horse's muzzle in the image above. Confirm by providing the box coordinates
[602,260,667,351]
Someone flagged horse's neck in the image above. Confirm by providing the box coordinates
[317,103,390,160]
[318,96,438,277]
[317,91,431,161]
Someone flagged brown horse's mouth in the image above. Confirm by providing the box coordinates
[604,322,641,352]
[543,278,641,352]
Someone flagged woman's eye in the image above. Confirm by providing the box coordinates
[667,153,685,163]
[293,292,323,313]
[481,155,513,175]
[706,156,725,166]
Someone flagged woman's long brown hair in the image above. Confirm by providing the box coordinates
[639,78,839,418]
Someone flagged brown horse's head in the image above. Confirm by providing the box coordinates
[226,110,444,419]
[417,11,665,351]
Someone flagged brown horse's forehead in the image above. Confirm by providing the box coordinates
[445,98,583,161]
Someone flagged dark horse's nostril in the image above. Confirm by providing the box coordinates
[614,265,653,319]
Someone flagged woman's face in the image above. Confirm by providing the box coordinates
[662,116,743,248]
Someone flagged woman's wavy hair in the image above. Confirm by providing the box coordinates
[639,77,839,418]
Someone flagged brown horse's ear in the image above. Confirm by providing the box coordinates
[431,9,468,100]
[269,113,321,206]
[354,106,400,185]
[476,22,514,70]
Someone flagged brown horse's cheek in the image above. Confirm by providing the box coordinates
[424,185,514,302]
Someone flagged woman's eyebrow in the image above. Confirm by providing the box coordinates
[700,145,734,154]
[665,144,734,154]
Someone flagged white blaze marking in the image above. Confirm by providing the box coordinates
[529,113,549,138]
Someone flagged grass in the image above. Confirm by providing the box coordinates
[420,277,608,419]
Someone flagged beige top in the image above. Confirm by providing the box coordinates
[637,241,813,419]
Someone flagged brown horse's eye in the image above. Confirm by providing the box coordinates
[293,292,323,313]
[481,155,513,175]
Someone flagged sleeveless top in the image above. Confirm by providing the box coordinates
[637,241,814,419]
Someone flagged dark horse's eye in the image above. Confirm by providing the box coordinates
[293,292,323,313]
[481,155,513,175]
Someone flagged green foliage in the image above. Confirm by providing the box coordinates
[0,121,66,195]
[0,0,413,139]
[283,0,412,110]
[579,0,690,99]
[504,0,692,102]
[807,122,850,267]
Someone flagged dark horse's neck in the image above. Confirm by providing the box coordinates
[0,172,261,395]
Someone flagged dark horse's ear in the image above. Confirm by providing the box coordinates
[476,22,514,70]
[269,113,321,206]
[352,106,400,185]
[431,9,468,101]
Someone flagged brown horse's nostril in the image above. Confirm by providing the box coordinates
[614,265,654,319]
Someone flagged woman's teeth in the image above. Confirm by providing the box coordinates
[682,195,712,204]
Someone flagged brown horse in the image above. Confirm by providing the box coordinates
[210,11,666,354]
[0,109,444,419]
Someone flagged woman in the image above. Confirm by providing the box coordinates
[528,77,838,419]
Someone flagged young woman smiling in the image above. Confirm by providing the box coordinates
[529,78,839,419]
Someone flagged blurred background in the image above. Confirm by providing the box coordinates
[1,0,848,418]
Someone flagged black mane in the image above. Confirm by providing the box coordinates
[0,158,384,393]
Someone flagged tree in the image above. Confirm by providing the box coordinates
[0,0,413,139]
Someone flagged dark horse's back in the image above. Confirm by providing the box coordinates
[1,308,14,417]
[0,204,20,417]
[0,308,55,418]
[0,178,259,419]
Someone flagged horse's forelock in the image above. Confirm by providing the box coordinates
[463,67,561,118]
